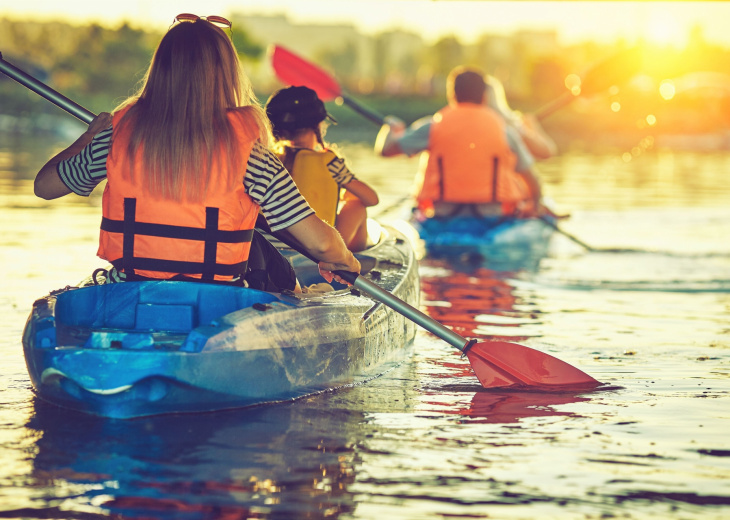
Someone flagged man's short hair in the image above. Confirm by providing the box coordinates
[447,66,486,104]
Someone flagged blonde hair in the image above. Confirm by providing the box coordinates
[485,75,522,127]
[113,19,271,202]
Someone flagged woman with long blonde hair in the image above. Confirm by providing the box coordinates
[34,14,360,288]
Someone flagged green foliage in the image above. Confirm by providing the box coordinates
[231,27,264,61]
[1,18,267,118]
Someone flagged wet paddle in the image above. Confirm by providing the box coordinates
[270,44,386,125]
[338,270,600,388]
[538,215,642,254]
[261,221,600,390]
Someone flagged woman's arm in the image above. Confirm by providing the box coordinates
[282,214,361,283]
[34,113,112,200]
[374,116,406,157]
[517,114,557,160]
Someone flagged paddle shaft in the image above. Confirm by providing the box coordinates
[0,52,95,124]
[260,222,471,353]
[340,96,386,125]
[538,215,597,251]
[337,271,471,352]
[535,91,575,121]
[535,47,641,121]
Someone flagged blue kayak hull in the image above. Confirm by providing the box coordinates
[410,214,555,258]
[22,222,419,419]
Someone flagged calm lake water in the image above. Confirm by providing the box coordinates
[1,128,730,519]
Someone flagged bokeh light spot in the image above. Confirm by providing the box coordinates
[659,80,676,100]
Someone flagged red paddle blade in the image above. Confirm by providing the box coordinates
[270,45,342,102]
[466,341,600,389]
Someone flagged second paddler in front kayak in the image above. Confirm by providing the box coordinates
[374,65,544,221]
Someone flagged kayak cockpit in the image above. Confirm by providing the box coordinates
[43,282,286,352]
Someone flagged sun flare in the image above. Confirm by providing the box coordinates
[646,12,686,47]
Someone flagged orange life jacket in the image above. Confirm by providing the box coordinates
[98,106,260,282]
[416,103,530,212]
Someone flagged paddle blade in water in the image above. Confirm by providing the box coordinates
[270,45,342,101]
[465,341,600,389]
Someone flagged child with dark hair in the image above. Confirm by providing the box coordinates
[266,86,379,251]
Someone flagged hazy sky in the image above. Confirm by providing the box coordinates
[3,1,730,47]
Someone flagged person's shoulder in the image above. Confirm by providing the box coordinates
[321,148,341,161]
[227,107,267,138]
[410,115,434,131]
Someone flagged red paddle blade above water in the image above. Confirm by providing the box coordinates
[270,45,342,102]
[465,341,601,389]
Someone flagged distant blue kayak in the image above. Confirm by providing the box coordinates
[410,212,555,258]
[22,221,419,419]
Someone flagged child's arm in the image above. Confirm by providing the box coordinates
[343,178,379,207]
[328,154,379,207]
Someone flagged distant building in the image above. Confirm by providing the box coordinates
[231,13,374,93]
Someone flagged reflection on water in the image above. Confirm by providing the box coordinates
[24,400,365,519]
[420,259,537,342]
[426,388,592,424]
[1,134,730,519]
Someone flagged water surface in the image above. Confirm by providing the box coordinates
[1,135,729,519]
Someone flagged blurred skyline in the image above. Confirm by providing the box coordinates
[3,1,730,48]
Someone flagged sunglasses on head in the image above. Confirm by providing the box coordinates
[173,13,232,29]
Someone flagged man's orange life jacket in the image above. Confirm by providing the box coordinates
[415,103,530,211]
[98,106,260,282]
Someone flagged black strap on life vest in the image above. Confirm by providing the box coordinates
[491,156,499,203]
[433,155,503,219]
[101,197,254,280]
[437,156,445,201]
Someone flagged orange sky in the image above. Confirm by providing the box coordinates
[3,1,730,48]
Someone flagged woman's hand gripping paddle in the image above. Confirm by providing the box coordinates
[264,223,600,390]
[270,44,386,125]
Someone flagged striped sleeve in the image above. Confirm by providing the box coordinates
[244,141,314,232]
[57,126,112,196]
[326,154,355,186]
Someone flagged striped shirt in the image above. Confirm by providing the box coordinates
[57,126,314,232]
[326,155,355,186]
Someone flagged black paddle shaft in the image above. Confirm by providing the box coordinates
[0,52,95,124]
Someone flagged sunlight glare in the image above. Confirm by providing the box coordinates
[564,73,581,96]
[646,11,686,47]
[659,80,676,100]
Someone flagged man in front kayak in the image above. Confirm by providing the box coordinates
[374,66,542,219]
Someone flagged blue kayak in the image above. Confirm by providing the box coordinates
[410,212,555,260]
[22,221,419,419]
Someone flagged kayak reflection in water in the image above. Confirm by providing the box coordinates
[32,13,360,289]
